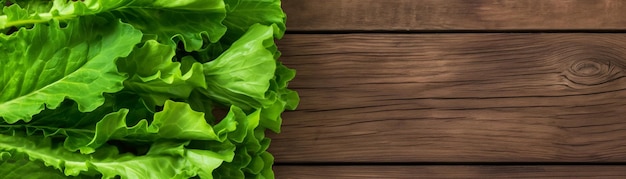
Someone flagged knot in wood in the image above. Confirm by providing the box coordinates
[564,58,621,86]
[571,58,606,77]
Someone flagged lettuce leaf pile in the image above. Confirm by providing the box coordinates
[0,0,297,178]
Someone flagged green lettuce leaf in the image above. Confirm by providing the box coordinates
[259,62,299,133]
[110,3,227,51]
[200,23,278,111]
[0,104,261,178]
[214,110,276,179]
[190,0,286,63]
[117,40,207,107]
[1,92,150,153]
[0,152,86,179]
[0,3,52,30]
[199,23,298,133]
[0,0,297,178]
[2,98,234,154]
[0,0,126,29]
[0,17,141,123]
[223,0,286,41]
[1,0,227,51]
[0,132,235,178]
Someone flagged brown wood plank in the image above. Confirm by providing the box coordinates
[270,34,626,163]
[283,0,626,31]
[274,165,626,178]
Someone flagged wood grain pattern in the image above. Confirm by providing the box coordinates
[283,0,626,31]
[270,34,626,163]
[274,165,626,178]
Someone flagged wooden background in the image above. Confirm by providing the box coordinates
[270,0,626,178]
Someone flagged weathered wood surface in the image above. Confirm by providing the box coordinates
[274,165,626,178]
[270,34,626,163]
[274,0,626,177]
[283,0,626,31]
